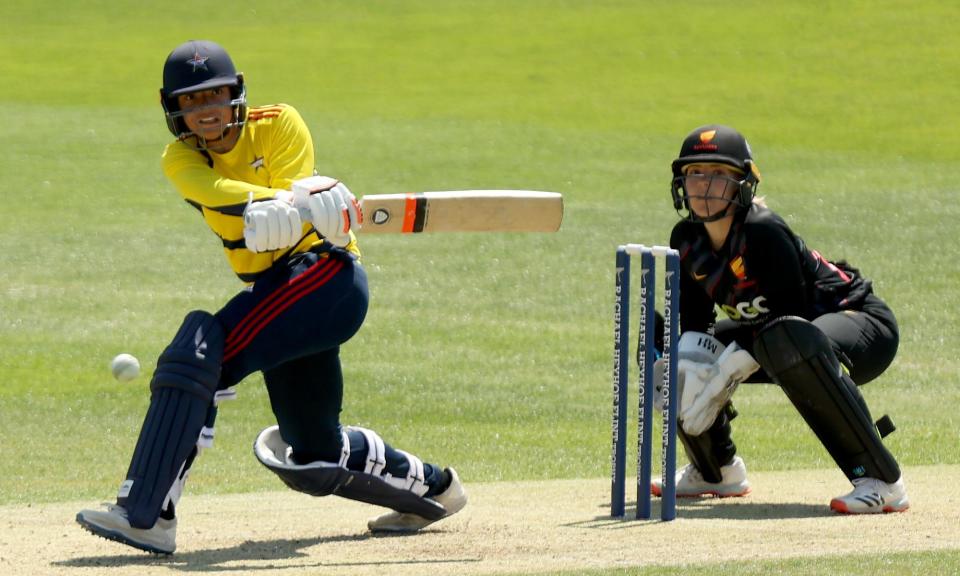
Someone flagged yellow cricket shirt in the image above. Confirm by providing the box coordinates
[161,103,358,283]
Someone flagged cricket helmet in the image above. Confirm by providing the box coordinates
[160,40,247,145]
[670,124,761,220]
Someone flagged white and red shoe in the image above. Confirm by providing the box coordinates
[830,476,909,514]
[652,456,751,498]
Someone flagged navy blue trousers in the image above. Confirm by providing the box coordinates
[213,248,444,492]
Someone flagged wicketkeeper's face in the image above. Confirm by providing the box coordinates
[177,88,235,149]
[682,163,744,220]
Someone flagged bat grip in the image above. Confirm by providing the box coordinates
[296,205,312,222]
[292,185,312,221]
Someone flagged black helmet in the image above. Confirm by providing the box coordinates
[670,124,761,219]
[159,40,247,145]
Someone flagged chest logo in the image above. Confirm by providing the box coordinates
[250,156,264,171]
[721,296,770,321]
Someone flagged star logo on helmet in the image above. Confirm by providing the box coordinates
[186,51,209,72]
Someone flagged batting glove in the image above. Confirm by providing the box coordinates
[243,193,303,253]
[292,176,362,247]
[679,343,759,436]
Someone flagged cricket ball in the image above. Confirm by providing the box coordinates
[111,353,141,382]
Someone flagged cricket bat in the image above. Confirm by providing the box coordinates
[292,177,563,233]
[359,190,563,234]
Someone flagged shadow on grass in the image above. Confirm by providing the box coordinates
[54,533,480,572]
[563,498,833,529]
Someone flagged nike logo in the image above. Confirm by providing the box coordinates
[694,271,707,281]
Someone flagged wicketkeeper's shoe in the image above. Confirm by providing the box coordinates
[367,467,467,533]
[76,503,176,554]
[830,476,909,514]
[652,455,751,498]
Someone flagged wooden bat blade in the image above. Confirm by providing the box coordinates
[359,190,563,234]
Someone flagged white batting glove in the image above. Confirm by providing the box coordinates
[291,176,363,247]
[679,342,760,436]
[243,193,303,253]
[644,331,720,414]
[648,357,674,412]
[649,331,722,413]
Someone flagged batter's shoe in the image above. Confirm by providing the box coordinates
[830,476,909,514]
[652,456,751,498]
[76,503,176,554]
[367,468,467,533]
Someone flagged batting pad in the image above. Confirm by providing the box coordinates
[754,316,900,483]
[254,425,446,520]
[119,311,224,529]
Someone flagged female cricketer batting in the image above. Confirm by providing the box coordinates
[77,40,466,554]
[652,124,908,514]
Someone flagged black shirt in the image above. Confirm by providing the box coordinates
[670,204,873,333]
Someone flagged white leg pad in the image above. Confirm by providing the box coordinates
[348,426,387,476]
[253,425,445,519]
[385,450,428,496]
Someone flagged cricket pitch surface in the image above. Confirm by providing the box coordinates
[3,465,958,575]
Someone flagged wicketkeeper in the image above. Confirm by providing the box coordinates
[77,40,466,554]
[645,124,908,514]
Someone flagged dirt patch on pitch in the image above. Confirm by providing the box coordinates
[2,465,958,576]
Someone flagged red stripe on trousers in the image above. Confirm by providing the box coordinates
[223,258,345,363]
[225,258,337,353]
[223,259,344,362]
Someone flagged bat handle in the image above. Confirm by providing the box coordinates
[290,184,321,224]
[292,185,311,218]
[293,193,366,224]
[296,205,312,222]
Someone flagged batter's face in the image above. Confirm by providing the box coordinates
[683,163,743,220]
[177,87,237,152]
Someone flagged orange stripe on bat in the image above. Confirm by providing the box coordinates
[402,194,417,233]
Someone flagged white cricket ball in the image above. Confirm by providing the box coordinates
[111,353,141,382]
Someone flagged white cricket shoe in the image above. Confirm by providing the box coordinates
[367,468,467,533]
[652,455,751,498]
[830,476,909,514]
[76,503,176,554]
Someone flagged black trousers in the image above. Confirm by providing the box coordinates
[715,294,899,386]
[683,294,898,472]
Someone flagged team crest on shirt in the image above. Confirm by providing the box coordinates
[729,256,746,279]
[186,51,209,72]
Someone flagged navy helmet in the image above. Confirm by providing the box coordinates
[160,40,247,145]
[670,124,761,220]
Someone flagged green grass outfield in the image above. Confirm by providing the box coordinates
[2,1,958,573]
